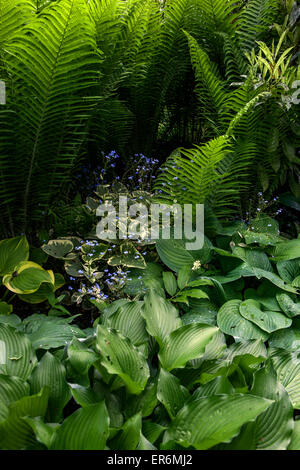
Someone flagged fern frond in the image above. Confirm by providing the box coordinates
[0,0,102,233]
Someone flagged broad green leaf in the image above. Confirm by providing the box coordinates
[0,387,49,450]
[67,337,98,377]
[157,369,190,418]
[162,271,177,296]
[25,316,84,350]
[125,380,158,419]
[217,300,269,341]
[0,375,30,420]
[156,239,194,272]
[96,325,150,394]
[137,434,157,450]
[239,299,292,332]
[18,273,65,304]
[159,323,218,371]
[192,376,234,398]
[3,261,55,294]
[142,289,181,346]
[81,242,108,263]
[277,258,300,283]
[167,394,274,449]
[0,324,37,379]
[269,348,300,409]
[288,421,300,450]
[273,239,300,261]
[0,236,29,276]
[51,402,109,450]
[104,301,148,346]
[30,352,71,422]
[276,293,300,318]
[269,319,300,351]
[24,417,57,449]
[109,413,141,450]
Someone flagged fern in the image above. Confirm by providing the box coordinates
[0,0,102,233]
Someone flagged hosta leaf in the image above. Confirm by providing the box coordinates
[193,376,234,399]
[29,352,71,422]
[277,258,300,283]
[219,364,293,450]
[24,417,57,449]
[104,301,148,346]
[142,289,181,346]
[217,300,269,341]
[96,325,150,394]
[109,413,141,450]
[0,236,29,276]
[276,293,300,318]
[273,239,300,261]
[269,319,300,351]
[0,387,49,450]
[0,375,30,420]
[3,261,55,294]
[239,299,292,332]
[177,266,191,290]
[50,402,109,450]
[125,380,158,419]
[0,324,36,379]
[18,273,65,304]
[156,239,194,272]
[159,324,218,371]
[167,394,274,449]
[25,316,84,350]
[288,421,300,450]
[162,271,177,296]
[67,337,98,378]
[157,369,190,418]
[41,239,73,259]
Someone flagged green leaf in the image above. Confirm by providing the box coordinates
[162,271,177,296]
[18,273,65,304]
[270,348,300,409]
[96,325,150,395]
[142,289,181,346]
[217,300,269,341]
[25,316,84,350]
[109,413,141,450]
[288,421,300,450]
[29,352,71,422]
[233,363,293,449]
[51,402,109,450]
[276,293,300,318]
[159,323,218,371]
[167,394,274,449]
[0,324,37,380]
[156,239,194,272]
[104,301,148,346]
[177,266,191,290]
[273,239,300,261]
[192,376,234,398]
[0,236,29,276]
[157,369,190,418]
[3,261,55,294]
[108,242,146,269]
[277,258,300,283]
[269,319,300,351]
[0,387,49,450]
[67,337,99,378]
[125,380,158,419]
[239,299,292,332]
[0,301,13,315]
[0,375,30,420]
[41,239,73,259]
[24,417,57,449]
